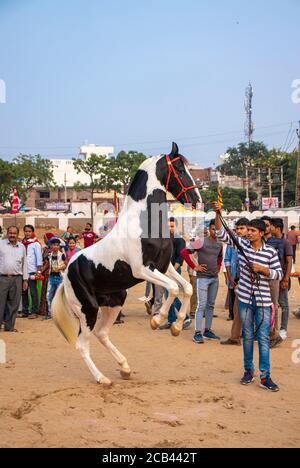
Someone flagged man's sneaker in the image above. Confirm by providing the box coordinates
[193,332,204,344]
[182,318,192,330]
[260,376,279,392]
[270,335,283,349]
[203,329,220,340]
[220,338,241,346]
[279,329,287,340]
[240,371,255,386]
[159,322,172,330]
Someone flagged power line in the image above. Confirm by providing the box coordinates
[0,120,298,151]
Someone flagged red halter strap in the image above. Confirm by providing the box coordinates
[165,154,197,203]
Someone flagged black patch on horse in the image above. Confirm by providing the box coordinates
[140,188,173,273]
[127,170,148,202]
[68,256,143,330]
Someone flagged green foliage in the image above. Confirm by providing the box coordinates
[217,141,269,177]
[111,151,147,193]
[217,141,298,207]
[201,187,257,212]
[0,154,54,206]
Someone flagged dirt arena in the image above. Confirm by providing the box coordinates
[1,262,300,448]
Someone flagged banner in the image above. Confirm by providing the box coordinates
[262,197,279,210]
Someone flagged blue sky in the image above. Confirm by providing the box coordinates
[0,0,299,166]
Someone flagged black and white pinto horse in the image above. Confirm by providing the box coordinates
[52,143,201,385]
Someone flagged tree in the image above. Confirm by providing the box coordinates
[73,154,119,225]
[111,151,147,194]
[13,154,55,205]
[200,187,257,212]
[217,141,298,207]
[0,159,15,206]
[217,141,269,177]
[0,154,55,208]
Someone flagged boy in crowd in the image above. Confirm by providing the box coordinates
[270,218,293,340]
[158,217,192,330]
[181,219,223,343]
[82,223,97,249]
[21,224,43,319]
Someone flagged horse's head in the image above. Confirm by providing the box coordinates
[156,142,201,209]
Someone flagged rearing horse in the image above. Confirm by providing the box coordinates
[52,143,201,385]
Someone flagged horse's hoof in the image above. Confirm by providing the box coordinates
[170,323,181,337]
[120,369,131,380]
[98,377,112,387]
[150,316,160,330]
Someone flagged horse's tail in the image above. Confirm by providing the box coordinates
[52,283,80,345]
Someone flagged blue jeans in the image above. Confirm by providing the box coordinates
[195,277,219,332]
[239,298,271,379]
[279,287,289,331]
[47,274,63,315]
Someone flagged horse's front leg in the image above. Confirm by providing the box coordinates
[134,266,180,330]
[166,263,193,336]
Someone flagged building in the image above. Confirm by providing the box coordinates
[189,164,219,187]
[50,144,114,187]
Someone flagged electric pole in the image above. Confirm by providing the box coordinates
[64,173,67,203]
[296,121,300,206]
[244,83,254,211]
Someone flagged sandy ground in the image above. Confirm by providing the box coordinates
[1,261,300,448]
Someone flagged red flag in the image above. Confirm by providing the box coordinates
[114,191,119,221]
[11,187,20,214]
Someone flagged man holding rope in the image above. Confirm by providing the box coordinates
[212,202,283,392]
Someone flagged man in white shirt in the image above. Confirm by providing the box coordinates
[0,226,28,331]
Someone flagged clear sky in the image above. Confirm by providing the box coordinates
[0,0,299,166]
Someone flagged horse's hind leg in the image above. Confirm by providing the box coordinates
[76,322,112,386]
[94,306,131,380]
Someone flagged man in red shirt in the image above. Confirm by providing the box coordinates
[287,226,299,264]
[82,223,97,249]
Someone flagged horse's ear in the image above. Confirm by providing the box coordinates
[171,142,179,156]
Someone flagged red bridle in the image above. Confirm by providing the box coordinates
[165,154,197,203]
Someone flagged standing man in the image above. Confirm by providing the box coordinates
[287,226,299,264]
[213,203,283,392]
[21,224,43,319]
[270,218,293,340]
[181,219,223,343]
[221,218,250,346]
[0,226,28,332]
[157,217,191,330]
[262,216,283,348]
[82,222,97,249]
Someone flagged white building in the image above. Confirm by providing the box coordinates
[51,144,114,187]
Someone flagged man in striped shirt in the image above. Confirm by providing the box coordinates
[212,202,283,392]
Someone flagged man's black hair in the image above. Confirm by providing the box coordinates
[270,217,284,232]
[290,225,296,230]
[24,224,35,232]
[168,217,178,226]
[209,219,216,227]
[236,217,250,227]
[7,225,19,235]
[260,216,272,223]
[249,219,266,233]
